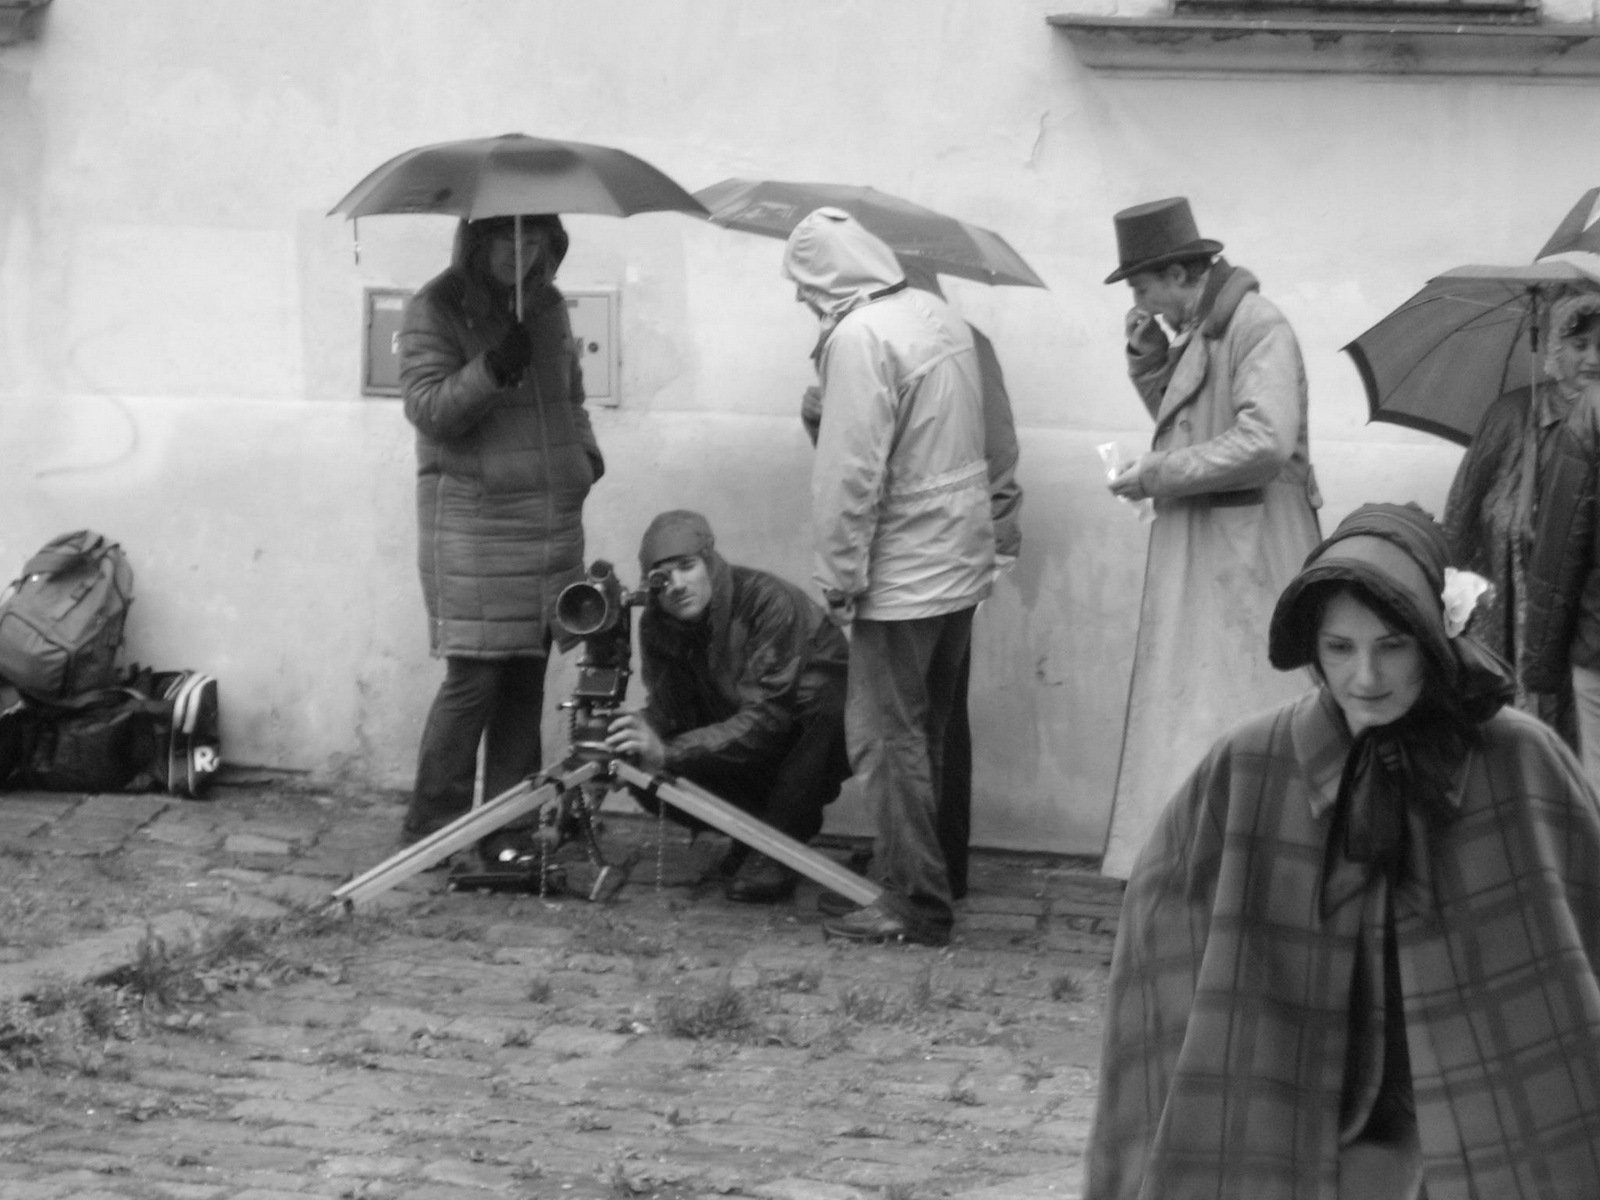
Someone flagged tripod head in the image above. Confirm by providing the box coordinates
[553,560,665,761]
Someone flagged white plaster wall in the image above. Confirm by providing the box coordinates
[5,0,1594,855]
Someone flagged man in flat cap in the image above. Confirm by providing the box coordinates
[604,510,851,903]
[1100,196,1322,879]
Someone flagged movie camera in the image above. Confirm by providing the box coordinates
[552,560,666,761]
[327,560,880,912]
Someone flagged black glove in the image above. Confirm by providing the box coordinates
[485,324,532,386]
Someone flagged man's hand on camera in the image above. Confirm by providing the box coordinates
[605,712,666,771]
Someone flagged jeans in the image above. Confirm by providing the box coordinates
[847,608,975,933]
[632,673,851,844]
[403,653,550,842]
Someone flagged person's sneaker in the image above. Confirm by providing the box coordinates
[724,854,798,904]
[821,900,948,947]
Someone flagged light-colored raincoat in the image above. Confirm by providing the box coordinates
[1101,261,1322,879]
[783,211,994,620]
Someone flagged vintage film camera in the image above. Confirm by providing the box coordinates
[449,560,664,898]
[553,559,666,760]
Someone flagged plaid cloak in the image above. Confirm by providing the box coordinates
[1086,687,1600,1199]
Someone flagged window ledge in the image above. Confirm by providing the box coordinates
[1048,12,1600,75]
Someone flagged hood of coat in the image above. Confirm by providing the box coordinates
[450,214,570,312]
[782,206,905,326]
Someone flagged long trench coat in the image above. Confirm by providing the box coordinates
[1101,261,1322,879]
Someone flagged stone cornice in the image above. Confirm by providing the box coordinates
[1049,11,1600,76]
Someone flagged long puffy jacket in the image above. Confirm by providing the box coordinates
[1522,393,1600,690]
[784,211,994,620]
[638,549,848,775]
[399,217,604,658]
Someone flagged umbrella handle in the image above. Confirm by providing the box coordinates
[515,214,523,322]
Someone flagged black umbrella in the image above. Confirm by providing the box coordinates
[329,133,707,315]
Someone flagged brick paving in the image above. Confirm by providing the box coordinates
[0,781,1122,1200]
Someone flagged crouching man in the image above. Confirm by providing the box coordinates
[604,510,852,903]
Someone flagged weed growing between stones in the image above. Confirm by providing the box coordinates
[655,976,760,1041]
[1049,972,1087,1002]
[0,977,136,1073]
[2,903,405,1075]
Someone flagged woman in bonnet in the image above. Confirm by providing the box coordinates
[1086,503,1600,1200]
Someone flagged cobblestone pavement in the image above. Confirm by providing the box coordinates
[0,780,1121,1200]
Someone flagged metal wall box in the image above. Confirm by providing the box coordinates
[362,286,620,403]
[566,289,620,407]
[362,287,411,398]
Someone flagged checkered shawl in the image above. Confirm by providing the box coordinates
[1085,687,1600,1200]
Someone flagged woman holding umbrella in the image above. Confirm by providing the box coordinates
[396,213,604,850]
[1087,502,1600,1200]
[1442,285,1600,749]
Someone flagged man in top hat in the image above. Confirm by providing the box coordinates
[604,510,852,903]
[1099,196,1322,879]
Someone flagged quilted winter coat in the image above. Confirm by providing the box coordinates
[399,218,604,658]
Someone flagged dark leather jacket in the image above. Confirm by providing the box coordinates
[1523,392,1600,690]
[638,551,847,773]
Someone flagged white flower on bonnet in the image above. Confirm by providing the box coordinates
[1441,567,1492,640]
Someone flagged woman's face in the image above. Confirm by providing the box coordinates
[1550,318,1600,393]
[1317,590,1427,735]
[483,226,553,288]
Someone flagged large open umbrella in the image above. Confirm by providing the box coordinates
[1343,261,1600,446]
[329,132,707,314]
[1343,190,1600,446]
[694,178,1047,289]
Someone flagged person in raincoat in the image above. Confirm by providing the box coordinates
[800,260,1023,903]
[1087,502,1600,1200]
[1444,287,1600,754]
[782,207,995,946]
[397,214,604,847]
[1101,196,1322,879]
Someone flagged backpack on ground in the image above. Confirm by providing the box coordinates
[0,531,133,701]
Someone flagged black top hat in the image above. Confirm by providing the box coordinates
[1104,197,1224,284]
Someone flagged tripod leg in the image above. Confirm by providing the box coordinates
[329,761,603,911]
[613,761,881,907]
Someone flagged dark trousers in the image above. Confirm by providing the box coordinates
[632,674,851,846]
[403,653,549,842]
[940,644,973,901]
[847,608,974,933]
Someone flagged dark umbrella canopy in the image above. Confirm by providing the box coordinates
[329,133,708,221]
[1343,260,1600,446]
[694,178,1047,289]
